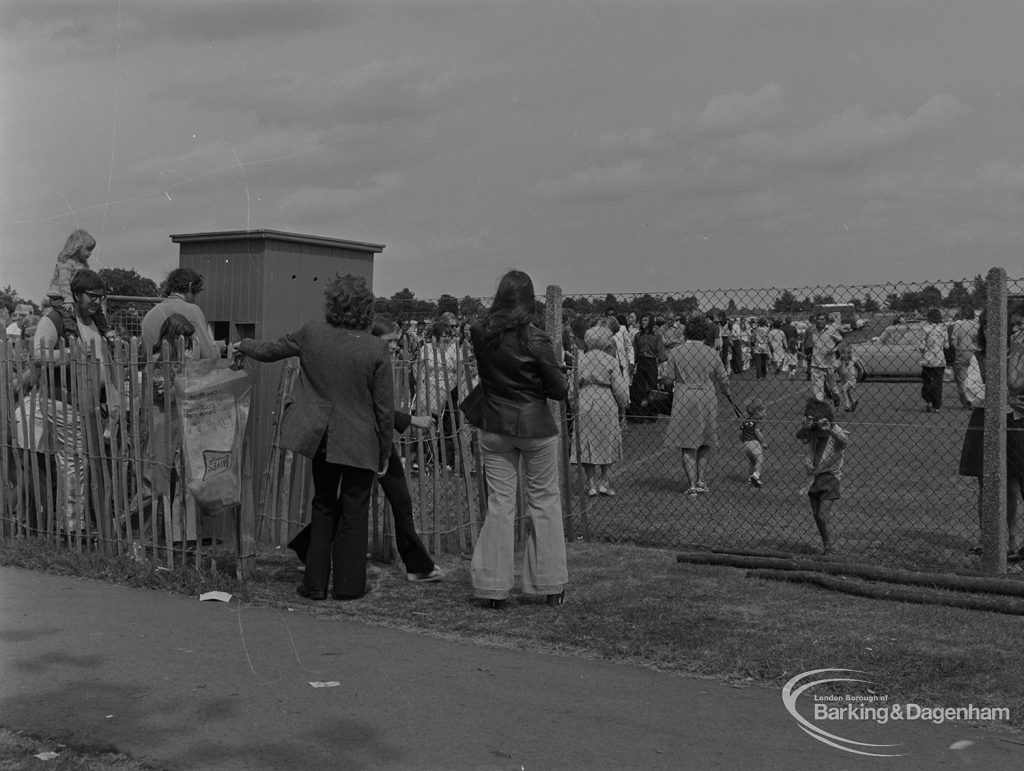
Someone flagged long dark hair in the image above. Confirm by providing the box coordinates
[481,270,537,348]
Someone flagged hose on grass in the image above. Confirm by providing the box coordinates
[747,568,1024,616]
[675,550,1024,598]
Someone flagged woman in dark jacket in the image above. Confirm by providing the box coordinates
[236,274,394,601]
[463,270,570,608]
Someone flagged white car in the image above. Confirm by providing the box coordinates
[849,323,928,381]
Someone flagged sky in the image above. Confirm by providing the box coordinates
[1,0,1022,303]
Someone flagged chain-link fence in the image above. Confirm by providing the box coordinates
[4,274,1021,576]
[561,275,1024,570]
[105,295,162,340]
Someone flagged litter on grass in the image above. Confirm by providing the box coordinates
[199,591,232,602]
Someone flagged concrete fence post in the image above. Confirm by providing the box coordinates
[980,267,1008,574]
[545,285,573,540]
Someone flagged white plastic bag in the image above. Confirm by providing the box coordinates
[174,360,252,515]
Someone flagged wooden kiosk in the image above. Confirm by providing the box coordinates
[168,229,385,565]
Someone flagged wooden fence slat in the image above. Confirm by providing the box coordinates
[414,356,428,538]
[0,342,15,535]
[426,349,442,556]
[84,339,113,552]
[63,340,85,551]
[123,338,140,546]
[159,341,175,568]
[39,349,57,541]
[255,361,292,544]
[140,346,157,552]
[438,341,464,553]
[108,340,128,555]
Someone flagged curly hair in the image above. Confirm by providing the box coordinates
[57,229,96,264]
[324,273,374,329]
[584,324,615,354]
[803,398,835,423]
[683,315,710,342]
[164,267,204,296]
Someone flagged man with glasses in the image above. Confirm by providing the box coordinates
[32,269,122,535]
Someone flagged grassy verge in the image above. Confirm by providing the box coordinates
[3,536,1023,750]
[0,727,158,770]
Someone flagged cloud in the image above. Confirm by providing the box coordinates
[125,126,418,206]
[973,162,1024,196]
[534,161,667,203]
[692,82,785,136]
[275,173,403,224]
[155,56,458,130]
[1,0,357,55]
[730,94,969,169]
[591,128,668,161]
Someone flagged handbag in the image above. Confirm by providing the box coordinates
[459,382,485,427]
[943,326,956,366]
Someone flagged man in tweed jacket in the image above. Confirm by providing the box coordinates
[237,274,394,600]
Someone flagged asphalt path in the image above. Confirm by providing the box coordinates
[1,567,1021,770]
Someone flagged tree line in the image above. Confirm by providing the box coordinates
[1,272,993,324]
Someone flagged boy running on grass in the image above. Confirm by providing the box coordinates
[740,398,768,488]
[796,399,849,555]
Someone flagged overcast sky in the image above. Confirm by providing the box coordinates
[1,0,1021,302]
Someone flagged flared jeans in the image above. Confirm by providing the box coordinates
[470,431,568,600]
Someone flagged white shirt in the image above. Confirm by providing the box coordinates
[965,353,1024,418]
[33,312,121,410]
[614,326,635,369]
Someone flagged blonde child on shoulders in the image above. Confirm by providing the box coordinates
[46,229,115,342]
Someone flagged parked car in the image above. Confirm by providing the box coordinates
[814,303,866,334]
[849,323,927,381]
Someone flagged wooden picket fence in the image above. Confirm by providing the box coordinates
[2,288,573,574]
[0,336,230,568]
[0,335,503,569]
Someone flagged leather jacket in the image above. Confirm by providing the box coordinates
[467,323,568,437]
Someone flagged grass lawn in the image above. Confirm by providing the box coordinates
[380,365,996,574]
[576,370,993,570]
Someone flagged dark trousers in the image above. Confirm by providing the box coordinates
[631,357,659,407]
[753,353,769,379]
[920,366,945,410]
[731,339,744,373]
[307,455,375,598]
[379,446,434,573]
[720,340,730,368]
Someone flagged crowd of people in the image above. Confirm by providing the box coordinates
[4,228,1024,589]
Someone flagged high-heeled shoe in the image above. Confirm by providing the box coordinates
[546,590,565,606]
